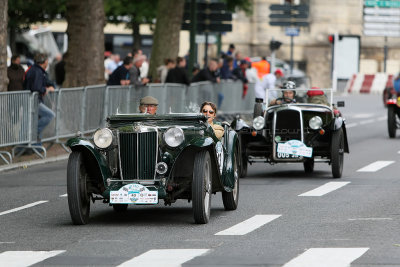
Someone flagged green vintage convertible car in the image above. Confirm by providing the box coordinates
[66,108,240,225]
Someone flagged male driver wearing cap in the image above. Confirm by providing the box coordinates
[139,96,158,115]
[254,68,284,103]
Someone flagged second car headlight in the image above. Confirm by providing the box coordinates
[93,128,113,149]
[309,116,323,130]
[164,127,184,147]
[253,116,265,130]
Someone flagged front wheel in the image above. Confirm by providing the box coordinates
[192,150,212,224]
[388,105,397,138]
[331,128,344,178]
[240,155,248,178]
[222,150,239,210]
[67,151,91,225]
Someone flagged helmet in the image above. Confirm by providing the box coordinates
[281,81,296,96]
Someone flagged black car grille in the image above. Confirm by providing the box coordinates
[119,132,157,180]
[275,109,301,141]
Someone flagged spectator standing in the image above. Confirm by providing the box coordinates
[157,58,175,83]
[105,54,120,78]
[23,53,55,142]
[226,43,235,56]
[165,57,190,85]
[107,56,133,86]
[254,68,284,102]
[252,56,270,79]
[129,55,150,86]
[220,56,237,80]
[233,51,242,69]
[7,55,25,91]
[140,54,149,80]
[191,58,220,83]
[233,60,250,98]
[48,53,62,82]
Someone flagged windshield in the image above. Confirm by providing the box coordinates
[266,88,333,108]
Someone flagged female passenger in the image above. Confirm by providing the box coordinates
[200,101,224,139]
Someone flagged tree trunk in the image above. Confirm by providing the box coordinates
[64,0,105,87]
[149,0,185,81]
[0,0,8,92]
[132,19,141,52]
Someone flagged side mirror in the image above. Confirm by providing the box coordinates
[337,101,345,107]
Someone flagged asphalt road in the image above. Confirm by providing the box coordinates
[1,93,400,267]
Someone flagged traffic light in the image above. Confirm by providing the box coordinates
[270,40,282,51]
[328,34,343,44]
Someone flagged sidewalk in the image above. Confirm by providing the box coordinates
[0,143,70,172]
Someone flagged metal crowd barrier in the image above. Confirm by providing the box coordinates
[0,81,255,164]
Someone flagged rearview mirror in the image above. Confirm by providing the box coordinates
[337,101,345,107]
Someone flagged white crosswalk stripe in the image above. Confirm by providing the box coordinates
[357,160,395,172]
[0,250,65,267]
[116,249,209,267]
[283,247,369,267]
[215,215,281,235]
[0,201,48,216]
[299,182,350,197]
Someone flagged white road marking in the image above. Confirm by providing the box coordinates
[359,119,376,125]
[117,249,209,267]
[214,215,281,235]
[0,250,65,267]
[348,217,392,221]
[0,201,48,216]
[299,182,350,197]
[357,161,395,172]
[377,116,387,121]
[398,150,400,154]
[59,194,67,197]
[283,247,369,267]
[345,122,358,128]
[352,113,373,119]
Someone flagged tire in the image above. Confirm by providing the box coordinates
[331,128,344,178]
[253,102,263,118]
[303,158,314,173]
[222,150,239,210]
[388,105,397,138]
[383,88,389,107]
[240,155,248,178]
[192,150,212,224]
[113,204,128,212]
[67,151,91,225]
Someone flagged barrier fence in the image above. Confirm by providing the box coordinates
[0,81,255,164]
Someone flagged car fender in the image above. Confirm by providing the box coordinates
[66,138,112,187]
[221,129,240,192]
[330,118,350,153]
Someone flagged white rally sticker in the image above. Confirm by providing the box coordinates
[277,140,313,158]
[215,141,224,175]
[110,184,158,204]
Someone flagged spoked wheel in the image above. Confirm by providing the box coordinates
[113,204,128,212]
[303,158,314,173]
[331,128,344,178]
[388,105,397,138]
[67,151,91,225]
[222,150,239,210]
[192,150,212,224]
[240,154,248,178]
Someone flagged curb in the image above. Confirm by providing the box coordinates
[0,154,70,173]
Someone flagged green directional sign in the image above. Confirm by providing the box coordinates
[364,0,400,8]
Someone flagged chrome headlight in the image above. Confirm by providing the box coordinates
[164,127,184,147]
[93,128,113,149]
[253,116,265,130]
[309,116,323,130]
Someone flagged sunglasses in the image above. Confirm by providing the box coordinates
[202,109,215,114]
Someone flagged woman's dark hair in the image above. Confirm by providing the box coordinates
[200,101,217,114]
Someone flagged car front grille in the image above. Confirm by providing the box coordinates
[275,109,302,141]
[118,131,157,180]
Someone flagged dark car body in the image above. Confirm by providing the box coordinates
[66,113,240,225]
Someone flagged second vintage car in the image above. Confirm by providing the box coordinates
[234,85,349,178]
[66,100,240,225]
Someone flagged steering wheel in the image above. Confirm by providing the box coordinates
[275,97,296,104]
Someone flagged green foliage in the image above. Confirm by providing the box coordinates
[104,0,158,27]
[8,0,66,30]
[224,0,253,15]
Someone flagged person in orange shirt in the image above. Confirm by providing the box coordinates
[252,57,270,79]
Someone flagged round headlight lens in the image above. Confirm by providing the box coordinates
[309,116,323,130]
[253,116,265,130]
[164,127,184,147]
[93,128,113,148]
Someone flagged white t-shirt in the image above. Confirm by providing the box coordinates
[254,73,278,101]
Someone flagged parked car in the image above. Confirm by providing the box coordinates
[233,87,349,178]
[66,103,240,225]
[387,95,400,138]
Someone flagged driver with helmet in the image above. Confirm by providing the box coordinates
[269,81,297,106]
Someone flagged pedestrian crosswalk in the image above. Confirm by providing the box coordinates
[0,247,371,266]
[215,214,281,235]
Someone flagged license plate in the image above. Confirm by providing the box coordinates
[277,140,313,158]
[276,152,300,159]
[110,183,158,204]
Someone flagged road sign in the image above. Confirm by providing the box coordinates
[269,4,309,12]
[183,12,232,22]
[364,0,400,7]
[182,23,232,32]
[269,4,309,28]
[269,21,309,27]
[285,27,300,36]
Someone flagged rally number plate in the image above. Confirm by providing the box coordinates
[110,183,158,204]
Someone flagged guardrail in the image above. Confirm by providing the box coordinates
[0,81,255,164]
